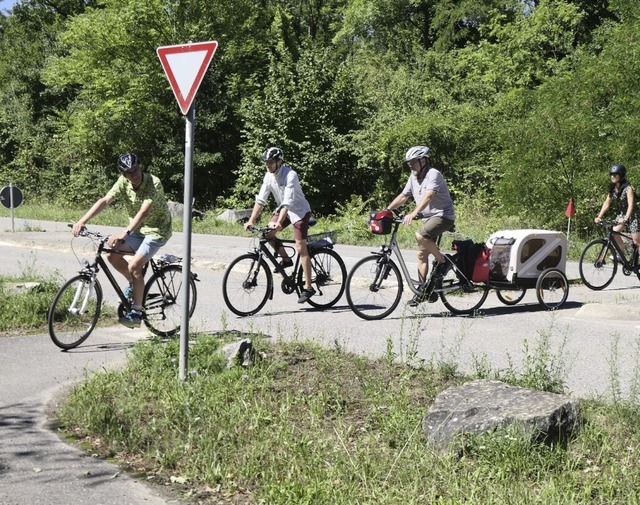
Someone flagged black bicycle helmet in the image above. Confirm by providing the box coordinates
[117,153,141,173]
[262,147,284,162]
[609,163,627,177]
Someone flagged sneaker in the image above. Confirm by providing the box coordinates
[433,261,448,278]
[298,287,316,304]
[408,281,440,307]
[119,310,142,328]
[273,258,294,273]
[123,283,133,299]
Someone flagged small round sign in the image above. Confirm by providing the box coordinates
[0,185,23,209]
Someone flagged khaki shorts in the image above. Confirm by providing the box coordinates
[417,216,455,250]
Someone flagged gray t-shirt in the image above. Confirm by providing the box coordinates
[402,167,455,220]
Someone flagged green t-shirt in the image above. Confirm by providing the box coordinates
[106,173,172,240]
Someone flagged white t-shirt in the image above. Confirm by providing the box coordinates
[255,165,311,223]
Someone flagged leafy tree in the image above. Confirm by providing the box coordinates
[230,7,362,215]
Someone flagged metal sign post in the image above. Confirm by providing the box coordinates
[0,183,24,232]
[179,105,195,381]
[157,41,218,381]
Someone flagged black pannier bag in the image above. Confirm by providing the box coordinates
[452,240,486,281]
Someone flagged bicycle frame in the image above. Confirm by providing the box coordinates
[601,226,639,271]
[73,231,164,313]
[248,233,299,294]
[370,218,443,296]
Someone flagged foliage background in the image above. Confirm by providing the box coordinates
[1,0,639,235]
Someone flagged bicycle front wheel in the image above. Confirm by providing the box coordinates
[439,268,489,315]
[222,254,272,316]
[579,239,617,290]
[143,265,197,337]
[298,248,347,309]
[48,274,103,350]
[346,256,402,320]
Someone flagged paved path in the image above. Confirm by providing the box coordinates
[2,217,640,504]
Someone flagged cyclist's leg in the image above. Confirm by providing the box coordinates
[416,217,455,277]
[105,240,135,289]
[267,213,292,262]
[613,222,626,252]
[293,213,314,298]
[129,235,167,308]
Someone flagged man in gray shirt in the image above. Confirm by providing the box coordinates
[387,145,455,306]
[244,147,316,303]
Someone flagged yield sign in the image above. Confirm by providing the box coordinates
[157,41,218,115]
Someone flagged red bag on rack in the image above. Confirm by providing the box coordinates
[472,246,490,282]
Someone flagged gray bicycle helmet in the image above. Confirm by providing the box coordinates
[404,146,430,162]
[117,153,141,173]
[262,147,284,162]
[609,163,627,177]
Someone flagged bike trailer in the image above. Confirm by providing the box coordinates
[486,229,567,286]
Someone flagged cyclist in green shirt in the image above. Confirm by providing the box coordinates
[71,153,172,328]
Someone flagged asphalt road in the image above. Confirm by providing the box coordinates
[2,217,640,503]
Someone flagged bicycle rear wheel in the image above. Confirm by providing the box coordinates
[536,268,569,310]
[346,256,402,320]
[298,248,347,309]
[579,239,617,290]
[439,268,489,315]
[143,265,197,337]
[222,254,272,316]
[48,274,103,350]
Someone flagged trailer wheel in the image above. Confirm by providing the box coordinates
[536,268,569,310]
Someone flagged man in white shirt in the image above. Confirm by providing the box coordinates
[244,147,316,303]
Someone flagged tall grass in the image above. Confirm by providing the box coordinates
[58,334,640,504]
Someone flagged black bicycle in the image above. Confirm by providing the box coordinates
[222,226,346,316]
[48,226,198,349]
[579,220,639,290]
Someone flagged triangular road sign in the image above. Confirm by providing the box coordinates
[157,41,219,115]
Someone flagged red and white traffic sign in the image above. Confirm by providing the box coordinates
[157,41,218,115]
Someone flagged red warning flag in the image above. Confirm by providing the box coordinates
[565,197,576,218]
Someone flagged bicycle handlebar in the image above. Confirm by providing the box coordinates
[68,224,118,244]
[597,220,622,228]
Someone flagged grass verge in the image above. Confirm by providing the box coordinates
[56,334,640,504]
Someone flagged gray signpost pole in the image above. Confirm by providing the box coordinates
[179,105,195,381]
[10,182,15,232]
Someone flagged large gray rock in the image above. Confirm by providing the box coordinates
[167,200,204,220]
[422,379,581,452]
[216,209,252,224]
[221,338,259,368]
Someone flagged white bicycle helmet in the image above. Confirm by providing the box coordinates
[262,147,284,162]
[404,146,430,162]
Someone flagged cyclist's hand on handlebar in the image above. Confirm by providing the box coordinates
[70,222,86,237]
[595,216,602,224]
[243,221,255,231]
[402,211,421,226]
[108,232,128,248]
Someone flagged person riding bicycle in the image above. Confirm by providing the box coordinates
[595,163,640,256]
[243,147,316,304]
[386,145,455,306]
[71,153,172,328]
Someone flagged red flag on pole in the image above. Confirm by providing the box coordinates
[565,197,576,218]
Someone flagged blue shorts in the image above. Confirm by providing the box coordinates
[123,232,168,260]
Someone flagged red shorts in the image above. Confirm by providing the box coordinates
[270,211,312,240]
